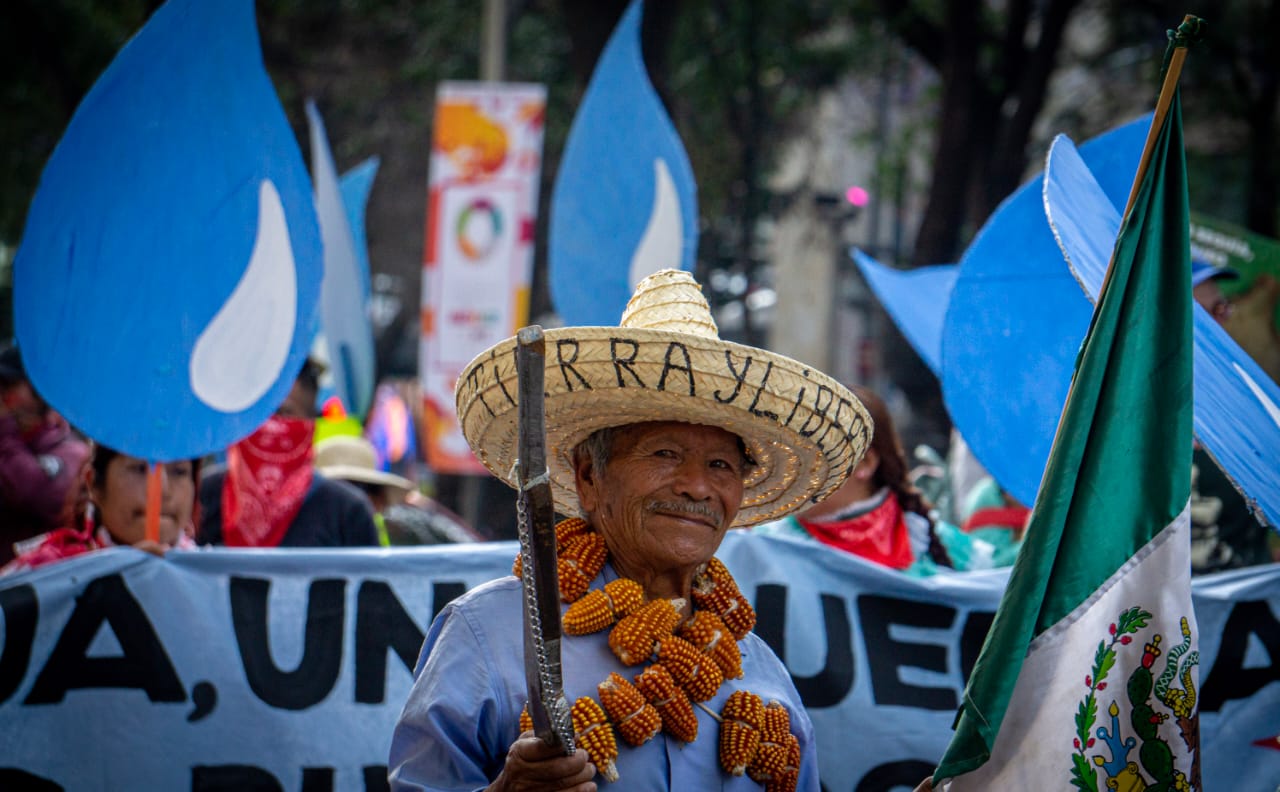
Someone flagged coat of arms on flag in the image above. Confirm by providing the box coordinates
[1069,607,1199,791]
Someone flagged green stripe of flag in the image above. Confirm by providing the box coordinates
[934,50,1195,780]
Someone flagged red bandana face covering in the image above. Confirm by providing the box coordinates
[798,490,916,569]
[222,416,315,547]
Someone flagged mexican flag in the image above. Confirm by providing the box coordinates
[934,28,1202,792]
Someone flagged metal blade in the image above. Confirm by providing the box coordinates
[515,325,575,753]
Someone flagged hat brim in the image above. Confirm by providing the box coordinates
[456,327,872,527]
[319,465,414,493]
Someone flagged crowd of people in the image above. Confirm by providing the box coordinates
[1,259,1272,580]
[0,348,474,575]
[0,264,1273,791]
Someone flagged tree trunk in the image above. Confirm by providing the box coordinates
[980,0,1081,220]
[1244,2,1280,238]
[909,0,982,267]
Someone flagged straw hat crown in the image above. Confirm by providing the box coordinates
[455,269,872,527]
[618,269,720,337]
[314,435,413,494]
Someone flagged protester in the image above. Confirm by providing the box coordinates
[1220,267,1280,383]
[1188,259,1274,573]
[753,385,992,573]
[314,434,416,545]
[389,270,872,791]
[958,483,1030,568]
[198,358,380,548]
[1191,258,1237,323]
[4,444,199,573]
[314,434,480,545]
[315,434,412,512]
[0,344,92,564]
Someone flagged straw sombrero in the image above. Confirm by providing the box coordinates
[455,269,873,527]
[314,435,414,494]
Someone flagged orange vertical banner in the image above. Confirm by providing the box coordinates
[420,81,547,474]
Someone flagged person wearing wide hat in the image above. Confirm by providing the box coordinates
[390,270,872,791]
[315,435,414,509]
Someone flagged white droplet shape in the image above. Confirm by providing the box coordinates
[190,179,298,413]
[1234,362,1280,429]
[629,158,682,289]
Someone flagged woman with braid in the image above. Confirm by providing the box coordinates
[756,385,964,574]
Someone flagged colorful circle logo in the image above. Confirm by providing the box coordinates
[455,198,503,261]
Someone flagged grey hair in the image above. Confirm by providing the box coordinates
[573,426,620,482]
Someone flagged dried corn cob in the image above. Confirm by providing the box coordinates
[692,556,741,600]
[719,690,765,776]
[656,635,725,702]
[747,701,792,783]
[764,733,801,792]
[519,703,533,734]
[634,664,698,742]
[717,591,757,639]
[698,556,736,589]
[677,610,743,679]
[563,578,645,636]
[691,573,756,639]
[558,533,609,603]
[598,672,662,746]
[571,696,619,783]
[689,579,726,611]
[608,598,682,665]
[511,517,594,580]
[554,517,591,543]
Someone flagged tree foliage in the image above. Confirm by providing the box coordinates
[2,1,1277,348]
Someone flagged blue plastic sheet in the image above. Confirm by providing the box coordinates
[1045,134,1280,529]
[548,0,698,326]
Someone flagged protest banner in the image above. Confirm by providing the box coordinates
[1,532,1275,790]
[420,81,547,475]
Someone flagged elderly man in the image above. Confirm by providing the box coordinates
[389,270,872,791]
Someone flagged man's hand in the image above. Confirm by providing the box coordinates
[913,776,934,792]
[488,733,597,792]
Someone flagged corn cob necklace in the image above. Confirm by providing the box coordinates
[514,517,801,791]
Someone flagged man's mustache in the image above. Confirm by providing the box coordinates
[645,499,723,526]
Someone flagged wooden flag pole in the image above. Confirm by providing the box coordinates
[1096,14,1202,302]
[1118,15,1199,223]
[145,462,163,543]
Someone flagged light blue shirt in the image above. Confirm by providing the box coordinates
[389,563,820,791]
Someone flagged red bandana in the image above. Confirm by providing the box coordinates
[222,417,315,547]
[798,490,916,569]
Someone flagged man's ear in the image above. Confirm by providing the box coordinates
[572,452,599,515]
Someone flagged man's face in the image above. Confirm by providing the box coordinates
[1193,279,1233,324]
[276,380,318,420]
[574,421,746,576]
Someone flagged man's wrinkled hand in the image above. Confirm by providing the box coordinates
[488,732,597,792]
